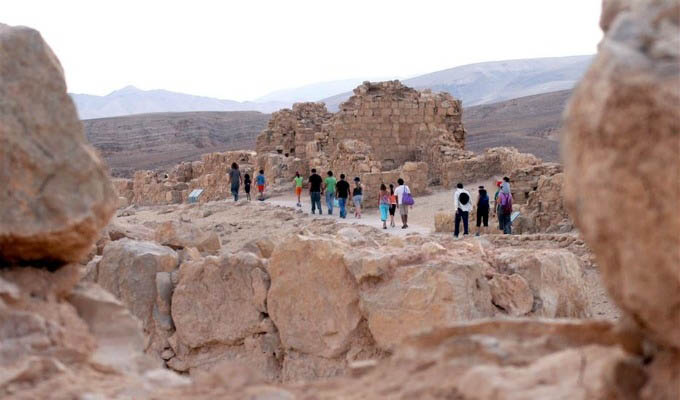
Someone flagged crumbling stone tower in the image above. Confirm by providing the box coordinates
[255,102,332,160]
[255,80,467,184]
[329,81,465,172]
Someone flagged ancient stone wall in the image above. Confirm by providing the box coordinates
[256,102,332,160]
[116,150,309,206]
[255,80,466,190]
[329,81,465,174]
[514,173,573,234]
[442,147,543,192]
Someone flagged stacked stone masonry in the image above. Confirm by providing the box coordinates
[121,80,565,222]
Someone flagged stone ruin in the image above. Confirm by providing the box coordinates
[118,79,566,226]
[255,80,468,204]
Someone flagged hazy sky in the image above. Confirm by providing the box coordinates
[4,0,602,101]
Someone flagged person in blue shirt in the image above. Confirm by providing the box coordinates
[256,170,266,201]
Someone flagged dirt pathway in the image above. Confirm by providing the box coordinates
[267,177,501,237]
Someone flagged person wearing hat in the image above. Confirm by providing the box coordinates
[476,186,490,236]
[494,180,504,231]
[352,177,363,218]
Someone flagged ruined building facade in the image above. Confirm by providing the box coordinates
[255,81,467,185]
[120,80,564,222]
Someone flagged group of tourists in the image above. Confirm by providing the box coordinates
[298,170,414,229]
[306,169,365,219]
[227,162,266,202]
[228,163,513,235]
[452,176,513,238]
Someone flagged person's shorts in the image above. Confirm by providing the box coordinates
[244,184,250,194]
[389,204,397,216]
[353,195,363,207]
[477,210,489,227]
[399,204,409,216]
[258,185,265,192]
[295,186,302,196]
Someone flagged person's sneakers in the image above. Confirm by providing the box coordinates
[475,232,480,237]
[401,225,408,229]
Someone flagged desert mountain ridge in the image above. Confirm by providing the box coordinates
[83,90,572,177]
[84,88,570,177]
[322,55,592,111]
[71,55,592,119]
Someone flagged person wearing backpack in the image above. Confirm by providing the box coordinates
[394,178,412,229]
[454,183,472,239]
[494,180,503,231]
[499,184,513,234]
[476,186,490,236]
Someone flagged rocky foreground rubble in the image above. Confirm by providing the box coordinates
[1,0,679,398]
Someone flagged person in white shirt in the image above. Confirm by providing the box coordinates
[453,183,472,238]
[394,178,411,229]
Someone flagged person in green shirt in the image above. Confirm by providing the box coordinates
[294,172,304,207]
[323,170,337,215]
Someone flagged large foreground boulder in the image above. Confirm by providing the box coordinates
[358,257,495,348]
[564,0,680,350]
[96,238,179,350]
[491,249,591,318]
[267,235,362,359]
[0,24,116,265]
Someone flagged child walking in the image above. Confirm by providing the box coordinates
[379,184,390,229]
[388,184,397,228]
[294,171,303,207]
[256,169,266,201]
[244,173,252,201]
[352,177,363,218]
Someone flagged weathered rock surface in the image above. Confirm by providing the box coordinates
[515,172,572,234]
[162,319,646,399]
[68,282,157,373]
[154,220,221,254]
[564,0,680,350]
[491,249,591,318]
[359,257,495,349]
[96,238,179,351]
[488,273,534,316]
[171,252,270,349]
[0,24,116,264]
[268,235,362,358]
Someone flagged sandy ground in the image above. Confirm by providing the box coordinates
[267,178,500,237]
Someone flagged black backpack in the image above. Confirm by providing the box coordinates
[459,192,469,205]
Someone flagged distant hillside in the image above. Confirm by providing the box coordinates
[84,111,269,177]
[71,56,591,120]
[322,55,591,111]
[72,86,286,120]
[463,89,573,162]
[255,78,379,103]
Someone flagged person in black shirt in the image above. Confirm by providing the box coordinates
[335,174,350,218]
[352,177,363,218]
[308,168,323,214]
[476,186,490,236]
